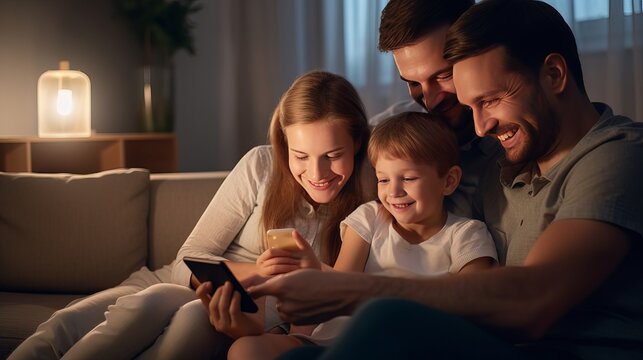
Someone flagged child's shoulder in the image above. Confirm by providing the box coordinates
[347,201,391,226]
[353,200,383,216]
[445,212,489,233]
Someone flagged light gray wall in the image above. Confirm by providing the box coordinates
[0,0,268,172]
[174,1,225,172]
[1,1,634,172]
[0,0,144,136]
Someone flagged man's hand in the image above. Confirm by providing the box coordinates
[248,269,360,325]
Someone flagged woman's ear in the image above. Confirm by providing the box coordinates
[442,165,462,196]
[541,53,568,95]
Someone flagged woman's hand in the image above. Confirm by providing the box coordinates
[292,231,322,270]
[256,230,321,276]
[196,281,263,339]
[256,247,302,276]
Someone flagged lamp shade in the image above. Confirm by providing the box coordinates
[38,60,91,137]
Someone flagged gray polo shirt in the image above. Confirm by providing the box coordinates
[478,103,643,358]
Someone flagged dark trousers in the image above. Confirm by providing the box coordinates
[278,298,569,360]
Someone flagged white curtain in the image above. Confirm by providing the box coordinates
[544,0,643,120]
[177,0,407,170]
[331,0,643,120]
[318,0,643,121]
[176,0,642,171]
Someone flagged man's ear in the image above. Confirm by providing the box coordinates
[443,165,462,196]
[541,53,568,95]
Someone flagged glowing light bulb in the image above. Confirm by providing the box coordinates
[56,89,73,116]
[38,60,91,137]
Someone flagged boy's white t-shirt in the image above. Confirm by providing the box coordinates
[344,200,498,276]
[299,200,498,345]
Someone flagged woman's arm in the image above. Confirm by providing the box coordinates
[171,146,272,286]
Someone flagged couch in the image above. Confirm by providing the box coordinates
[0,168,229,358]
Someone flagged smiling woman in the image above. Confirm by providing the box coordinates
[264,70,374,265]
[285,120,357,208]
[22,70,374,359]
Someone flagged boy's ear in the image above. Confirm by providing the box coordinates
[443,165,462,196]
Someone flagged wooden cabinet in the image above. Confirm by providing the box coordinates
[0,133,177,173]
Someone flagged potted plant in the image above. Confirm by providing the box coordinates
[115,0,202,132]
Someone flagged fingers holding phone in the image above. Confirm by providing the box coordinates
[183,257,258,313]
[256,248,301,276]
[210,282,263,339]
[257,228,300,276]
[260,228,321,273]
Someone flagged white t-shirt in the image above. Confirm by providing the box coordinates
[342,201,498,276]
[302,200,497,345]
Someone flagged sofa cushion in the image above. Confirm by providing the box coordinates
[0,291,83,358]
[0,169,149,293]
[148,172,228,270]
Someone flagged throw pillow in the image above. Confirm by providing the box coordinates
[0,168,149,293]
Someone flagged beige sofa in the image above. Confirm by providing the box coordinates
[0,169,228,358]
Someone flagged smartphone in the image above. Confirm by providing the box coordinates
[183,256,259,313]
[266,228,299,251]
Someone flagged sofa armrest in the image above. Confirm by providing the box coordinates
[148,171,229,270]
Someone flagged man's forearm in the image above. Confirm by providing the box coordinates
[344,267,546,340]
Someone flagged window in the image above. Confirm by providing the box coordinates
[333,0,642,110]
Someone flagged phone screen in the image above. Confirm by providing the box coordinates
[183,256,259,313]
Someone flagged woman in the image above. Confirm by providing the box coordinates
[59,71,374,359]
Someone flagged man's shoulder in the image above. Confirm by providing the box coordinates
[569,113,643,170]
[585,103,643,149]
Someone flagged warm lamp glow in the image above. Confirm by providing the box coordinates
[56,89,74,116]
[38,60,91,138]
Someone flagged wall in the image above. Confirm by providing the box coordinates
[0,0,143,136]
[0,0,277,172]
[1,1,637,173]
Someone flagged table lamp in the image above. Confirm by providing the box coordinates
[38,60,91,137]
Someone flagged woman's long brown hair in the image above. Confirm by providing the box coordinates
[262,71,371,265]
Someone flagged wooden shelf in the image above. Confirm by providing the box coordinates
[0,133,177,173]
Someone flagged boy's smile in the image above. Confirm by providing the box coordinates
[375,154,450,242]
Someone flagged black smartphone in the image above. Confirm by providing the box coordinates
[183,256,259,313]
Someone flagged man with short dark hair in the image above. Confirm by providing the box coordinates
[374,0,499,218]
[251,1,643,358]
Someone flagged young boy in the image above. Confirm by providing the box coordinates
[228,112,498,359]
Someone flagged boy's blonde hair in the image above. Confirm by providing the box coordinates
[368,112,459,175]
